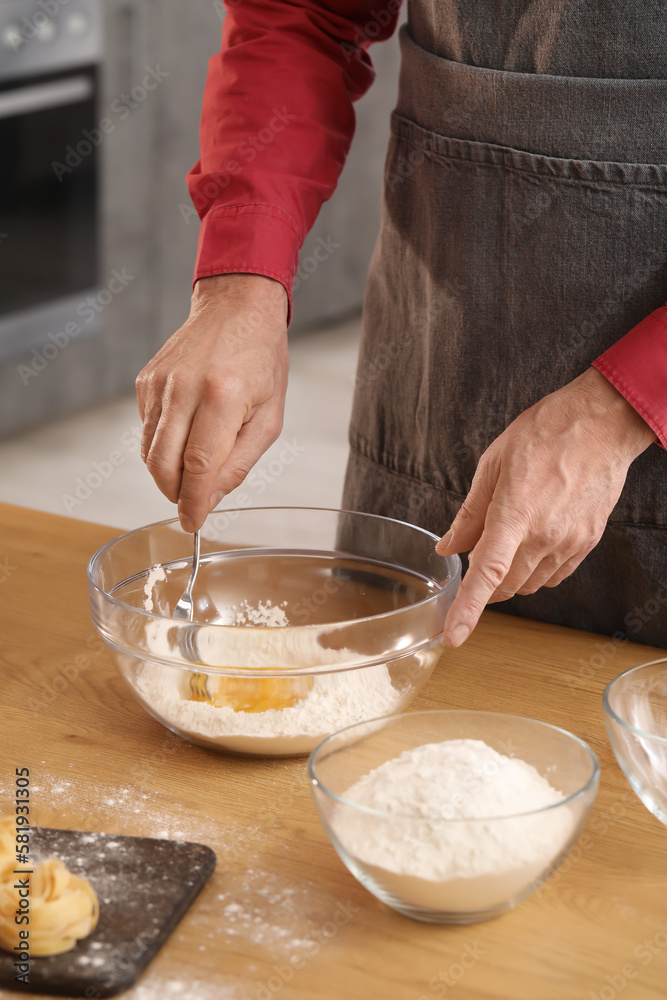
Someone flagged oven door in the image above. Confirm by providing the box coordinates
[0,66,98,327]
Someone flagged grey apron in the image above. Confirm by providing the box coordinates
[342,3,667,648]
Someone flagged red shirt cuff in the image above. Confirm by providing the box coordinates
[193,203,301,325]
[592,304,667,448]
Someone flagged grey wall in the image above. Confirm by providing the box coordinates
[0,0,156,438]
[147,0,223,354]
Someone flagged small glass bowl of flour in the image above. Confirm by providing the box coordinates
[87,509,461,756]
[309,709,599,923]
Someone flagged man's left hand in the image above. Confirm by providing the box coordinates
[436,367,657,647]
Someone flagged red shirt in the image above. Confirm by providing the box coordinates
[186,1,667,446]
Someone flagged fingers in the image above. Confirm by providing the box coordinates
[542,551,591,590]
[436,457,496,556]
[176,384,248,532]
[142,375,199,504]
[444,526,597,644]
[442,501,581,643]
[486,547,549,602]
[178,405,283,531]
[504,534,598,598]
[436,370,639,647]
[140,401,163,467]
[136,367,162,464]
[145,408,192,504]
[139,368,211,505]
[443,515,523,646]
[443,523,595,647]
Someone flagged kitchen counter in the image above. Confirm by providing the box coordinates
[0,502,665,999]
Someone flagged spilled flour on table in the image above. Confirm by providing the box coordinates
[2,773,225,846]
[122,977,246,1000]
[210,869,321,955]
[0,767,354,998]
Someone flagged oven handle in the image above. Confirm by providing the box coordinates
[0,75,93,120]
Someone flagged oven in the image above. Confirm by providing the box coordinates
[0,0,102,361]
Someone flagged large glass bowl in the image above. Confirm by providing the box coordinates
[88,508,460,756]
[309,710,599,923]
[603,658,667,826]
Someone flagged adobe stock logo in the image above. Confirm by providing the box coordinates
[178,107,297,224]
[51,67,169,181]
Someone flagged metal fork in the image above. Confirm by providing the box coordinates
[172,529,201,622]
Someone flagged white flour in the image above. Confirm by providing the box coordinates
[232,599,289,627]
[136,656,402,755]
[142,564,288,626]
[143,565,167,613]
[334,739,575,913]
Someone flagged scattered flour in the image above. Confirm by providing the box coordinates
[142,564,288,627]
[143,565,168,613]
[16,776,223,847]
[123,978,244,1000]
[233,599,289,627]
[211,869,322,955]
[333,739,575,913]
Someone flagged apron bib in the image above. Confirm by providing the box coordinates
[343,10,667,647]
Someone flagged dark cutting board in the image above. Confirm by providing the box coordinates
[0,827,216,997]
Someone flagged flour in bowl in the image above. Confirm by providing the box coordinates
[333,739,575,912]
[233,599,289,627]
[136,656,402,755]
[143,565,167,613]
[137,565,411,754]
[142,563,289,627]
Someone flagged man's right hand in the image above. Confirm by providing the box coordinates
[136,273,289,533]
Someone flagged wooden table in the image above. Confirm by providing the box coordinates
[0,502,666,1000]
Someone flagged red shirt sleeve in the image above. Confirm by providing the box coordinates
[592,304,667,447]
[186,1,401,321]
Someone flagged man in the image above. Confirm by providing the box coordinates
[136,2,667,648]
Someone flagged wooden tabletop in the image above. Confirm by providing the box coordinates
[0,501,666,1000]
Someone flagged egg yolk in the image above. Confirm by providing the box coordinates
[189,672,313,713]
